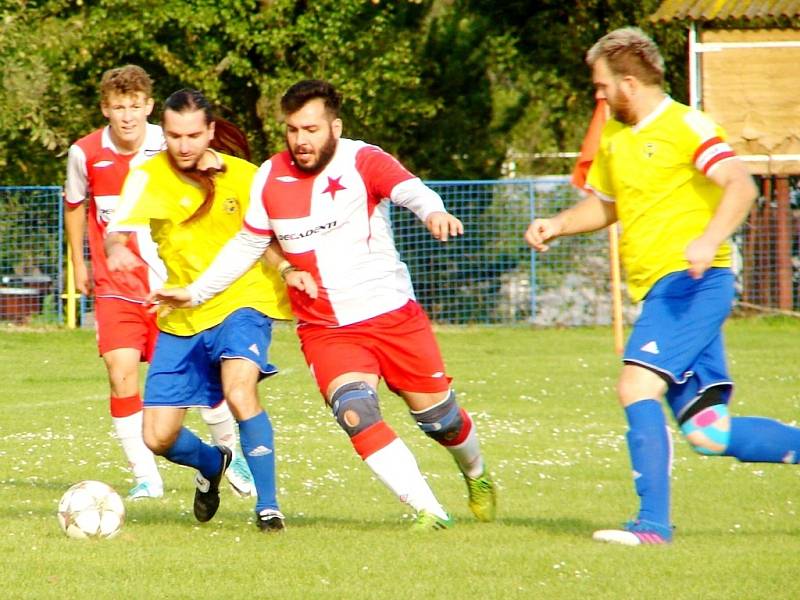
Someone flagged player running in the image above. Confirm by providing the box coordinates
[106,88,292,532]
[526,27,800,545]
[152,79,497,530]
[65,66,256,500]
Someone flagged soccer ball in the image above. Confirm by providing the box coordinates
[57,480,125,539]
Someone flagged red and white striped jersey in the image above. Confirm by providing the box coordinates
[64,124,166,302]
[245,138,445,326]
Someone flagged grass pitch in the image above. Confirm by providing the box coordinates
[1,318,799,599]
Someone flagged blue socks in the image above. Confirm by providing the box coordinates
[725,416,800,463]
[164,427,222,479]
[621,399,800,534]
[162,414,280,512]
[625,400,671,528]
[239,411,279,512]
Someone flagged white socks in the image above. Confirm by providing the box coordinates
[200,401,237,455]
[447,427,485,479]
[364,438,448,520]
[112,411,161,486]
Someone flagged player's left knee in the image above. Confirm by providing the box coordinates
[330,381,383,437]
[222,386,260,419]
[679,403,730,456]
[412,390,467,445]
[143,428,177,456]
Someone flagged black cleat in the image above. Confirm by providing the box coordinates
[257,509,286,533]
[193,445,233,522]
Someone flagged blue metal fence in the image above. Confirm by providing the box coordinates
[3,178,796,327]
[0,186,63,325]
[0,179,628,327]
[393,178,629,325]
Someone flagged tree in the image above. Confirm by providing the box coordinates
[465,0,689,175]
[1,1,694,185]
[0,2,90,183]
[0,0,465,182]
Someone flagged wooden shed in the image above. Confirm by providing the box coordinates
[651,0,800,311]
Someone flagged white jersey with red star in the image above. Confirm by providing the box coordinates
[245,138,445,326]
[64,123,166,302]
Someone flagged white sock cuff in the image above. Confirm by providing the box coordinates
[200,401,233,425]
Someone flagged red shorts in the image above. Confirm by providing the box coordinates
[297,300,451,397]
[94,296,159,362]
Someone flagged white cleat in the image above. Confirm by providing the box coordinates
[225,454,256,497]
[592,520,672,546]
[592,529,644,546]
[128,480,164,500]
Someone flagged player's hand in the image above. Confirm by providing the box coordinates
[73,260,91,295]
[685,235,718,279]
[524,218,562,252]
[147,287,192,315]
[106,244,144,272]
[426,211,463,242]
[285,270,318,299]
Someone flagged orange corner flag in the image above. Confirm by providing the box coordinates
[570,99,607,191]
[571,99,623,354]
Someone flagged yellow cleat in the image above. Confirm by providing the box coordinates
[410,510,453,531]
[464,470,497,522]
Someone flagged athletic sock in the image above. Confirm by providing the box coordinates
[439,408,485,478]
[200,401,237,455]
[163,427,223,479]
[110,395,161,486]
[726,416,800,463]
[625,399,671,527]
[238,411,278,512]
[354,422,449,520]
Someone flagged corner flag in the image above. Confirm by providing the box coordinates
[570,99,607,190]
[570,99,624,354]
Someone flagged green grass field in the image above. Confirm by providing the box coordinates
[1,318,799,599]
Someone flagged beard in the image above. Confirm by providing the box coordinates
[176,158,200,172]
[167,150,201,172]
[609,94,636,126]
[288,131,338,174]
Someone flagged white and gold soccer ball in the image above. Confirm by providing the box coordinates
[57,480,125,540]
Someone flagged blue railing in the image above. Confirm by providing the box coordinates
[1,179,624,327]
[0,186,64,325]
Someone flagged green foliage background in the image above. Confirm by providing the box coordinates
[0,0,688,185]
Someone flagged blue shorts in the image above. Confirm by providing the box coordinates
[144,308,278,408]
[623,268,735,421]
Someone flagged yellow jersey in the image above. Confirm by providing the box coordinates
[586,98,736,302]
[112,151,292,335]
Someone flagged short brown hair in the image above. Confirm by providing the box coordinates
[586,27,664,87]
[280,79,342,118]
[100,65,153,104]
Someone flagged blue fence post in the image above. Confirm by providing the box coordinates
[528,179,537,321]
[57,188,64,325]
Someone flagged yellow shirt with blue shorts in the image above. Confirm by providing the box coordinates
[587,97,739,418]
[586,97,736,303]
[111,151,292,335]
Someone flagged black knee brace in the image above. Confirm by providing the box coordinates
[677,386,725,426]
[412,390,464,443]
[330,381,382,437]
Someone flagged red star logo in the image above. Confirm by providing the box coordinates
[322,176,346,200]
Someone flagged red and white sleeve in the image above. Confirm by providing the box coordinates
[64,144,89,206]
[693,136,736,176]
[244,161,275,236]
[356,145,445,221]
